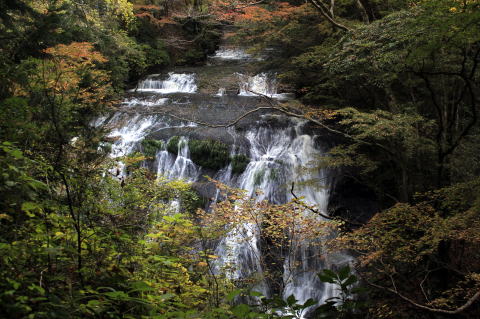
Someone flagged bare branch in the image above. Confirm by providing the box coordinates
[360,273,480,315]
[329,0,335,17]
[290,182,363,226]
[307,0,352,32]
[122,89,397,158]
[355,0,370,23]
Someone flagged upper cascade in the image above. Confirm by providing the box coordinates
[237,73,291,99]
[209,47,252,60]
[135,72,197,94]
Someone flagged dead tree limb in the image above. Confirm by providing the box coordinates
[307,0,352,32]
[362,276,480,315]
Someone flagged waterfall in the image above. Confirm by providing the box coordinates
[216,87,226,96]
[108,114,156,158]
[237,73,277,97]
[135,72,197,94]
[156,136,200,182]
[100,45,350,315]
[211,118,350,317]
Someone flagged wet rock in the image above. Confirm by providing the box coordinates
[328,174,379,226]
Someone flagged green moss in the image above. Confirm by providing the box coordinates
[188,139,230,170]
[140,139,164,157]
[166,137,249,173]
[167,136,181,155]
[231,154,250,175]
[269,168,280,181]
[253,169,266,186]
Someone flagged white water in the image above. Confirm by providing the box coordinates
[216,87,226,96]
[108,114,156,158]
[210,47,252,60]
[135,72,197,94]
[237,73,292,100]
[156,136,200,182]
[122,97,169,107]
[211,119,345,316]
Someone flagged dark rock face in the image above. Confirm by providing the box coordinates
[328,174,379,226]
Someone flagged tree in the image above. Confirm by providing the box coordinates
[337,179,480,317]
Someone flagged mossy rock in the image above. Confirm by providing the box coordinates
[141,139,164,157]
[167,136,181,155]
[166,137,250,173]
[188,139,229,170]
[231,154,250,175]
[253,169,266,186]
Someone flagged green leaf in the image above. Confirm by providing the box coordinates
[104,291,129,300]
[342,275,357,287]
[338,265,350,280]
[159,293,175,301]
[322,269,337,279]
[248,291,263,297]
[226,289,242,302]
[10,149,23,159]
[302,298,317,308]
[21,201,41,217]
[286,294,297,306]
[232,304,250,317]
[318,274,336,283]
[129,281,154,292]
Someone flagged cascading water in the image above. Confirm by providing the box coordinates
[237,72,292,100]
[108,114,156,158]
[210,47,252,60]
[156,136,200,182]
[102,44,350,316]
[237,72,277,97]
[135,72,197,93]
[212,118,348,316]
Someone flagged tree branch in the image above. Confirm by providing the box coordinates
[121,89,397,158]
[360,273,480,315]
[290,182,363,226]
[306,0,352,32]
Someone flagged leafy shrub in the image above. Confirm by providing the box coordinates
[140,40,170,68]
[231,154,250,175]
[188,139,229,170]
[140,139,163,157]
[166,136,181,155]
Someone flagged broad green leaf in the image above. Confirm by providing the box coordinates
[318,274,336,283]
[286,294,297,306]
[226,289,242,302]
[338,265,350,280]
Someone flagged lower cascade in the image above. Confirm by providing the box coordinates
[104,45,351,317]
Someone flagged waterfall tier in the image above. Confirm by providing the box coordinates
[210,47,252,60]
[135,72,197,94]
